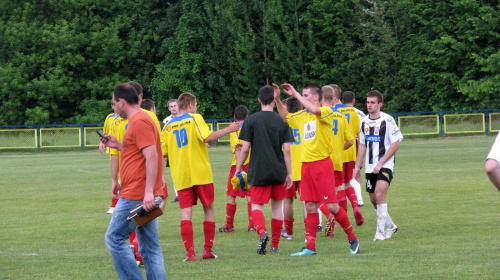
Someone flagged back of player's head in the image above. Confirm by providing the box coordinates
[113,83,139,105]
[258,85,274,105]
[140,99,155,111]
[321,85,335,102]
[177,92,196,110]
[366,89,383,103]
[234,105,249,121]
[127,81,143,95]
[285,97,302,113]
[303,83,322,102]
[329,84,342,100]
[343,91,356,104]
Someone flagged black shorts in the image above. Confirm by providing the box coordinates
[365,168,393,193]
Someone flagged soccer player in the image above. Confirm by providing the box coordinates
[219,105,255,233]
[279,97,304,241]
[162,99,180,203]
[319,85,357,237]
[235,85,293,254]
[485,131,500,192]
[100,101,118,214]
[276,83,360,256]
[353,90,403,241]
[102,83,166,280]
[162,92,240,261]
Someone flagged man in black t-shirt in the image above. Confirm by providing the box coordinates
[235,85,293,255]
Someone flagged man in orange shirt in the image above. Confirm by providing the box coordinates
[102,83,166,279]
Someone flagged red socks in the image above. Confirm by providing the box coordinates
[284,218,294,235]
[252,210,266,237]
[337,189,348,211]
[225,203,236,227]
[247,202,253,228]
[345,187,359,208]
[181,220,195,255]
[318,203,330,218]
[306,213,319,251]
[111,197,118,207]
[271,219,282,249]
[203,221,215,252]
[333,208,356,241]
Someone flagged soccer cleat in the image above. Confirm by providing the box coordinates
[202,251,218,259]
[257,233,269,255]
[270,247,279,253]
[358,203,364,208]
[290,247,317,256]
[353,206,364,226]
[218,225,235,232]
[107,207,114,214]
[248,226,256,232]
[324,216,335,237]
[373,232,385,241]
[136,261,144,268]
[317,225,323,232]
[281,228,294,241]
[349,239,360,254]
[183,254,198,261]
[172,196,179,203]
[384,225,398,239]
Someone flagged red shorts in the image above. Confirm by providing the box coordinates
[250,184,285,204]
[300,157,337,203]
[178,183,214,209]
[334,171,344,186]
[226,164,250,198]
[343,161,355,183]
[284,181,301,199]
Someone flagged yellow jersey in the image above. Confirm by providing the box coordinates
[103,112,117,154]
[162,113,214,191]
[287,107,336,163]
[328,107,353,171]
[230,124,250,166]
[289,125,303,181]
[110,116,129,164]
[335,104,360,162]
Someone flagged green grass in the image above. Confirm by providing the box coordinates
[1,136,499,279]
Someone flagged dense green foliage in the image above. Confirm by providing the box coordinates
[1,0,499,125]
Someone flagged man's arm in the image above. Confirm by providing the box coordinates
[204,122,240,143]
[353,143,366,179]
[281,83,320,115]
[235,141,251,174]
[283,142,293,189]
[110,154,120,198]
[273,83,289,122]
[373,141,400,174]
[344,139,353,150]
[142,145,158,211]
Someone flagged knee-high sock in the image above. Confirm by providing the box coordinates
[284,218,294,235]
[337,189,348,211]
[333,207,356,241]
[111,197,118,208]
[377,203,388,233]
[350,179,364,205]
[271,218,282,249]
[130,232,143,263]
[225,203,236,226]
[181,220,195,255]
[345,187,359,208]
[306,213,319,251]
[318,203,330,218]
[203,221,215,252]
[252,210,266,237]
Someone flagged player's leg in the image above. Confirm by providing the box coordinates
[178,188,197,261]
[343,162,364,225]
[291,201,318,256]
[246,195,255,231]
[196,184,217,259]
[220,195,236,232]
[282,196,295,240]
[269,184,285,252]
[485,159,500,192]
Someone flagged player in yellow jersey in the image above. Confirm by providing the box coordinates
[162,92,240,261]
[275,83,360,256]
[320,86,356,237]
[219,105,254,233]
[99,106,117,155]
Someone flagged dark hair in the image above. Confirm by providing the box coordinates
[177,92,196,110]
[127,81,143,95]
[367,90,383,103]
[285,97,302,113]
[140,99,155,111]
[234,105,249,121]
[258,85,274,105]
[342,91,356,104]
[113,83,139,105]
[303,83,322,102]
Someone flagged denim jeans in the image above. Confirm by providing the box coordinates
[105,198,166,280]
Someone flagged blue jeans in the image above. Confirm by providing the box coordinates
[105,198,166,280]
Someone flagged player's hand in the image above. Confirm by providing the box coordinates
[355,172,362,183]
[373,164,381,174]
[234,143,243,151]
[102,134,120,149]
[353,167,361,181]
[99,142,106,154]
[281,83,298,97]
[285,174,293,190]
[111,180,121,199]
[227,122,241,133]
[272,83,281,101]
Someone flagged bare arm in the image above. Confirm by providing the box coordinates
[142,145,158,211]
[204,122,240,143]
[110,154,120,198]
[273,83,289,122]
[344,139,353,150]
[281,83,320,115]
[235,141,251,174]
[283,142,293,189]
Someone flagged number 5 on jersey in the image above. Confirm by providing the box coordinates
[173,128,188,148]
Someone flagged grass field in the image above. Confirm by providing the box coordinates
[1,136,499,279]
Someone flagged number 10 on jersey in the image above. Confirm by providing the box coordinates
[173,128,188,148]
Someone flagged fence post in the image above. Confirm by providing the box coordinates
[81,125,85,149]
[439,113,444,137]
[485,111,490,136]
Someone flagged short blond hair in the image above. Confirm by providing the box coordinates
[322,85,335,102]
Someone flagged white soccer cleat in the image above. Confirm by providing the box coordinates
[384,225,398,239]
[107,207,114,214]
[373,232,385,241]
